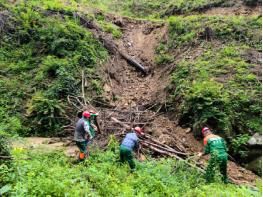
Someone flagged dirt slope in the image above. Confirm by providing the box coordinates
[99,16,259,186]
[13,6,260,187]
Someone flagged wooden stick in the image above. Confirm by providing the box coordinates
[94,116,102,134]
[143,140,188,156]
[143,134,185,153]
[141,143,205,173]
[81,70,87,106]
[110,117,130,129]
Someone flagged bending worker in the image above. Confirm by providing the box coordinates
[120,126,144,172]
[198,127,229,183]
[74,111,98,161]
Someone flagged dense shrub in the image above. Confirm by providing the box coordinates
[170,45,261,138]
[0,3,107,136]
[243,0,261,6]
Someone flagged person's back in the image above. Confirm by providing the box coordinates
[204,134,227,157]
[74,118,86,142]
[121,132,139,150]
[119,127,143,171]
[200,128,228,183]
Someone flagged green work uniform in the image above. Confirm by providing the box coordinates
[120,145,136,170]
[84,118,96,140]
[76,141,88,154]
[204,136,228,183]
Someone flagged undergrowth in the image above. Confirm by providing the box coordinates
[0,2,108,136]
[1,143,261,197]
[165,12,261,162]
[168,15,261,49]
[169,44,261,140]
[78,0,260,19]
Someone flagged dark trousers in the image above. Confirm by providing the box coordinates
[76,141,88,160]
[120,145,135,170]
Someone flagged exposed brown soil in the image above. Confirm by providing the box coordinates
[97,16,260,186]
[15,8,260,188]
[204,5,262,16]
[12,137,78,157]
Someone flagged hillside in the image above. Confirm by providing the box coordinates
[0,0,262,196]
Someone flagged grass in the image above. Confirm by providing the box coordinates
[0,141,261,196]
[79,0,229,19]
[168,15,261,49]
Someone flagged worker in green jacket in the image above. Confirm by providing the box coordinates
[198,127,229,183]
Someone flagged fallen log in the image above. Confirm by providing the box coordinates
[110,117,185,156]
[119,52,148,75]
[141,142,205,173]
[143,134,184,153]
[142,140,188,157]
[110,117,130,129]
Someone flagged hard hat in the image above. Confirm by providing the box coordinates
[83,111,91,119]
[202,127,210,136]
[90,110,96,114]
[134,127,144,135]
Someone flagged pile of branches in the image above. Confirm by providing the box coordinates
[140,133,188,158]
[99,108,157,134]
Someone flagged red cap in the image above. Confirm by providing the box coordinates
[83,111,91,118]
[202,127,210,136]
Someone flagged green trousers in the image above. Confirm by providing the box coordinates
[205,152,228,183]
[76,141,88,161]
[120,145,135,170]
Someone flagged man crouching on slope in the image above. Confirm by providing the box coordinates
[198,127,229,183]
[120,126,144,172]
[74,111,98,161]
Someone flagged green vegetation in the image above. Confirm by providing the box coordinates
[167,14,261,159]
[168,15,261,49]
[0,2,107,136]
[0,0,261,195]
[170,45,261,136]
[82,0,230,19]
[97,20,122,39]
[1,142,261,196]
[80,0,259,19]
[231,134,250,158]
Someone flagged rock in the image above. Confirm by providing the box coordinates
[248,133,262,146]
[185,128,191,133]
[113,18,124,27]
[103,84,111,92]
[245,156,262,176]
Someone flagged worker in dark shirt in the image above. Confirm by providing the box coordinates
[74,111,97,161]
[120,127,144,171]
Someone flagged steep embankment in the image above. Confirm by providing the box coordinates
[0,1,261,195]
[95,12,260,185]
